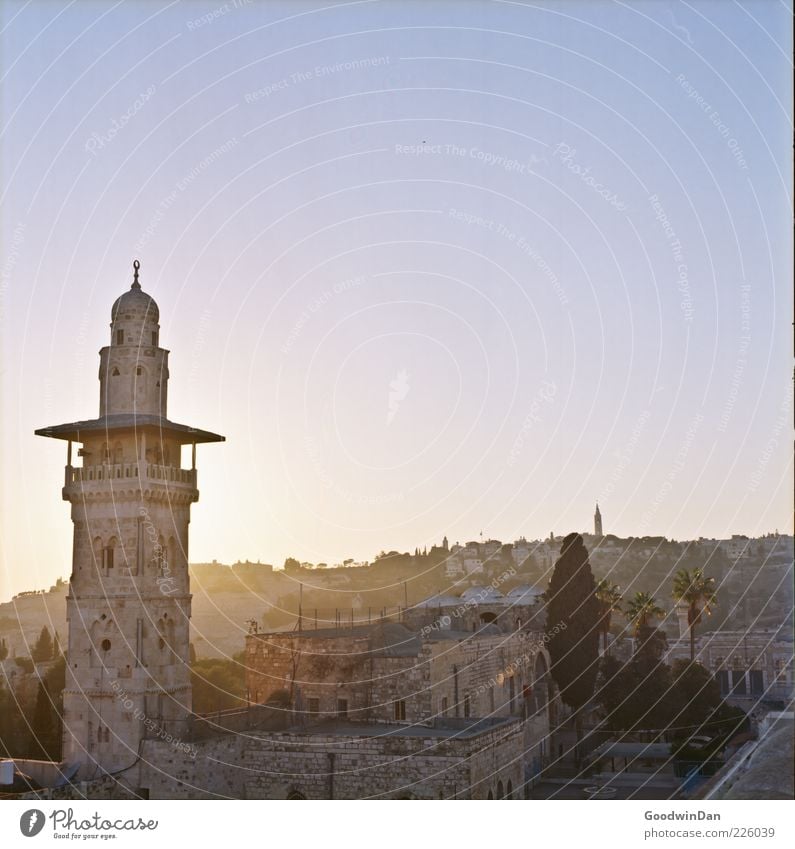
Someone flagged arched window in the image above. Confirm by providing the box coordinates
[103,537,117,574]
[134,365,147,405]
[167,536,177,574]
[507,780,514,799]
[111,367,120,376]
[286,790,306,800]
[497,780,504,799]
[533,653,550,716]
[487,790,493,800]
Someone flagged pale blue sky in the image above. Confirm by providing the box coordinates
[1,0,792,599]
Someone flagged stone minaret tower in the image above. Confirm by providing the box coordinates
[594,503,603,537]
[36,262,224,780]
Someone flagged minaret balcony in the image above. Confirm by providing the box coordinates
[64,462,197,489]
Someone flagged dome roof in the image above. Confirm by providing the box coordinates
[507,584,544,598]
[415,594,461,608]
[460,585,505,602]
[111,261,159,324]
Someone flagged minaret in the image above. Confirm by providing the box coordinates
[36,262,224,779]
[594,503,603,537]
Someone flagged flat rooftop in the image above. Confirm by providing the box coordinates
[284,716,518,740]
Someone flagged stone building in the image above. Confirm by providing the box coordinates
[238,587,556,797]
[25,713,526,800]
[665,628,793,708]
[245,620,553,727]
[17,262,554,800]
[34,262,224,779]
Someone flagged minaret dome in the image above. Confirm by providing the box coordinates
[109,260,160,346]
[99,261,167,417]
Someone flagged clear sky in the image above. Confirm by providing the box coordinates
[1,0,792,600]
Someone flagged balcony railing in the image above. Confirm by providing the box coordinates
[65,463,196,487]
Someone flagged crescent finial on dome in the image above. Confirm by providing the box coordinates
[132,259,141,290]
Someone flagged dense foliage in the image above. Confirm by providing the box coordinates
[546,533,601,713]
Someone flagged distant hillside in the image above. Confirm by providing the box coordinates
[0,556,534,659]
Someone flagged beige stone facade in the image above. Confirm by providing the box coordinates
[35,264,224,779]
[33,715,524,800]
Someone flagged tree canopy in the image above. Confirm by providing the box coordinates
[31,626,54,663]
[546,533,600,713]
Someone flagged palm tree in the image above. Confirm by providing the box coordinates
[672,568,717,661]
[625,592,665,638]
[595,579,622,655]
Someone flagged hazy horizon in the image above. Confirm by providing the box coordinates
[2,0,792,601]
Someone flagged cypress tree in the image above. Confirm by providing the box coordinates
[546,532,600,759]
[29,682,55,758]
[31,627,53,663]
